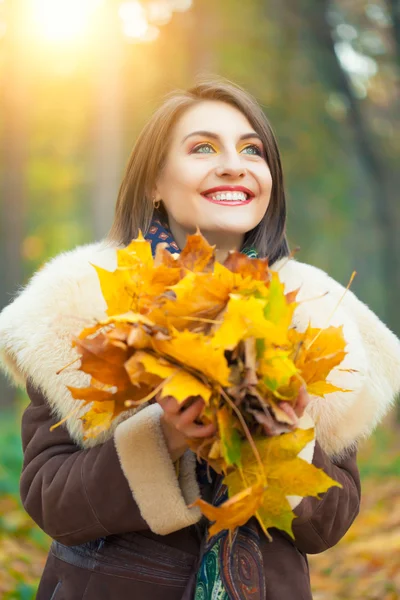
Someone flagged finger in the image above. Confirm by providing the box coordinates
[158,395,181,415]
[176,398,205,429]
[182,422,217,439]
[279,402,298,425]
[294,385,311,418]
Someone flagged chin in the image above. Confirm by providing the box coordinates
[200,217,262,234]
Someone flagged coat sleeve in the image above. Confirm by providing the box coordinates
[291,440,361,554]
[20,380,201,546]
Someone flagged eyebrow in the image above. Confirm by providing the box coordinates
[182,130,263,144]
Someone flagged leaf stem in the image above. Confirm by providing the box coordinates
[306,271,356,351]
[219,387,266,485]
[124,372,177,407]
[50,404,84,431]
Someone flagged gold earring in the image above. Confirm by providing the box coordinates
[153,197,161,210]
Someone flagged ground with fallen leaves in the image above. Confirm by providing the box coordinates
[0,411,398,599]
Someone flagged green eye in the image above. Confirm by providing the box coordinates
[193,143,215,153]
[242,145,262,156]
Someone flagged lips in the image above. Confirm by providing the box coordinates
[201,185,255,199]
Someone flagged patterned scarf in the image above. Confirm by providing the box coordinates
[145,216,264,600]
[145,216,258,259]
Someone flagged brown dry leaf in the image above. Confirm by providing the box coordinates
[176,230,215,272]
[73,332,131,388]
[223,251,270,281]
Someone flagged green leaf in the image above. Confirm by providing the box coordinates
[217,407,242,467]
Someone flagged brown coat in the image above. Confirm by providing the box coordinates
[22,379,360,600]
[1,242,400,599]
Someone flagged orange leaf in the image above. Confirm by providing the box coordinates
[191,483,265,537]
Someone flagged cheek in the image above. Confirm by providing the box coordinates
[160,160,204,194]
[258,166,273,197]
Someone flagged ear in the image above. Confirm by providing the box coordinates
[150,184,161,203]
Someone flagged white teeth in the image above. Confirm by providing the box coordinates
[207,191,248,202]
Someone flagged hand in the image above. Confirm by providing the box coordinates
[279,385,311,426]
[157,395,216,462]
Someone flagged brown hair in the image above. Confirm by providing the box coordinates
[107,77,289,264]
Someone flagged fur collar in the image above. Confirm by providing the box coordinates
[1,241,399,459]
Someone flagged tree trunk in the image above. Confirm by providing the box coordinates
[288,0,400,335]
[386,0,400,64]
[90,4,124,241]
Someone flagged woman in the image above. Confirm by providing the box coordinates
[0,78,399,600]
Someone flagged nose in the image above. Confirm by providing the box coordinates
[215,154,246,179]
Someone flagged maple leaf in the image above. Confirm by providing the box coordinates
[223,428,341,538]
[118,232,154,267]
[289,324,350,397]
[258,348,299,394]
[80,400,115,439]
[210,294,289,351]
[223,251,270,281]
[176,230,215,272]
[264,271,298,332]
[65,230,353,541]
[217,406,242,467]
[73,331,131,388]
[191,483,265,537]
[147,272,228,331]
[125,350,212,404]
[152,328,231,387]
[92,233,181,317]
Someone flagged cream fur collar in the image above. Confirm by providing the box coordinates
[1,241,399,459]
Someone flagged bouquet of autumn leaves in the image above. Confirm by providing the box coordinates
[62,231,348,540]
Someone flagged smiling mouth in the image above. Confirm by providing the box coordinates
[201,191,252,205]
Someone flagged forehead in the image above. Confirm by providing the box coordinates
[173,100,254,140]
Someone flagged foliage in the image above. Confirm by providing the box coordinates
[0,411,49,599]
[61,232,347,538]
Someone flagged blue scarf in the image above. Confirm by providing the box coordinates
[146,216,258,259]
[145,216,264,600]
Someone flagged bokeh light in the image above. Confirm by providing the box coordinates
[28,0,103,43]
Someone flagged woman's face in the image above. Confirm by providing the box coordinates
[154,100,272,251]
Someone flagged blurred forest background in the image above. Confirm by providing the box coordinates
[0,0,399,598]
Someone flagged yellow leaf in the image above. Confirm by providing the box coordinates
[162,370,212,404]
[267,458,341,498]
[117,232,153,268]
[264,272,297,332]
[81,400,115,439]
[211,295,288,351]
[148,271,229,331]
[152,328,231,387]
[92,265,137,316]
[258,348,298,393]
[223,428,340,538]
[126,350,212,404]
[307,381,347,397]
[256,488,295,536]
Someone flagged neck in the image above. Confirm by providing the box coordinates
[167,219,244,264]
